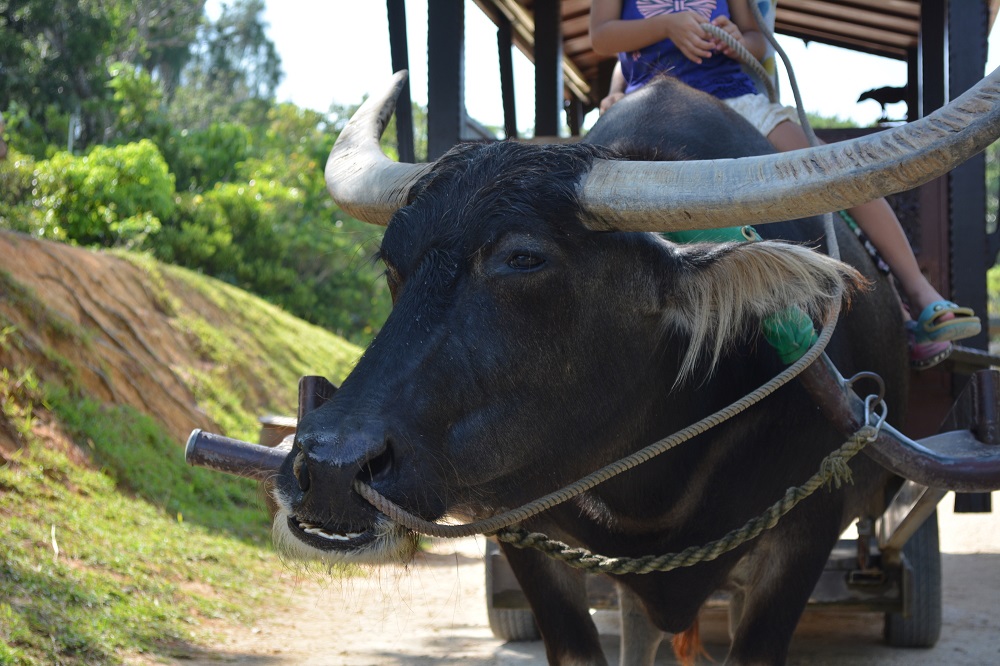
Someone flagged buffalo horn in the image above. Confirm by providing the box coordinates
[324,70,432,226]
[580,68,1000,232]
[326,68,1000,232]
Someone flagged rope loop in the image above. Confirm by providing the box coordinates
[495,430,872,575]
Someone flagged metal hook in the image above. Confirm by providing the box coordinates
[863,393,888,437]
[845,371,886,405]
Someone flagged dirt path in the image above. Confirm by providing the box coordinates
[167,491,1000,665]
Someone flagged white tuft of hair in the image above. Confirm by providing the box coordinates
[270,487,419,566]
[667,240,864,381]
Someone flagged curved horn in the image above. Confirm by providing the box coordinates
[325,70,432,226]
[579,67,1000,232]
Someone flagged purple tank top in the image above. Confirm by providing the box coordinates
[617,0,757,99]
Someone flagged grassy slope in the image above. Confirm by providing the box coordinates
[0,242,364,665]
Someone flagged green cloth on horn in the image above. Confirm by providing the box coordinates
[663,225,818,364]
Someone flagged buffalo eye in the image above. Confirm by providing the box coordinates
[507,251,545,270]
[384,264,402,302]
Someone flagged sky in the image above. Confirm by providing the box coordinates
[232,0,1000,135]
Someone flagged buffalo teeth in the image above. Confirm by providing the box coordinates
[297,521,363,541]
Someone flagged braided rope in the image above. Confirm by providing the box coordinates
[494,427,875,574]
[701,22,778,103]
[353,293,843,539]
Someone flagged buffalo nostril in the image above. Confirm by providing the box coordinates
[361,444,393,484]
[293,450,310,491]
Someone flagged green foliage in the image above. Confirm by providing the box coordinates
[988,262,1000,319]
[0,0,207,154]
[46,385,268,536]
[106,61,171,146]
[151,179,390,345]
[0,103,71,160]
[165,122,252,192]
[804,112,859,130]
[0,0,117,150]
[0,0,392,345]
[120,256,363,441]
[0,418,281,665]
[987,141,999,238]
[33,140,175,247]
[169,0,281,131]
[0,150,42,235]
[202,0,281,101]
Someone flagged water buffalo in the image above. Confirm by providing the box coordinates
[271,70,1000,665]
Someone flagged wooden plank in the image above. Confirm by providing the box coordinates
[776,24,910,60]
[564,34,592,57]
[777,0,919,33]
[560,0,591,18]
[561,13,589,38]
[781,0,920,20]
[779,10,916,48]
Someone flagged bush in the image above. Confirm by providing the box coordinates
[150,179,390,344]
[164,122,252,192]
[33,140,175,247]
[152,179,309,307]
[0,150,44,234]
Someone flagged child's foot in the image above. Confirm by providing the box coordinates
[907,323,953,370]
[909,300,981,344]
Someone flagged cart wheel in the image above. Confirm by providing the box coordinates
[485,541,540,641]
[884,510,942,647]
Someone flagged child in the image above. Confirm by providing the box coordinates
[590,0,981,368]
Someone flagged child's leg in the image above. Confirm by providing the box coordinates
[766,120,945,314]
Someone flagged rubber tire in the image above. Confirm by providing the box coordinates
[884,510,942,647]
[484,541,540,641]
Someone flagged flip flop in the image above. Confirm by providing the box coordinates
[910,300,981,344]
[907,322,954,370]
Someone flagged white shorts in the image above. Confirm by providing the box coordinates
[723,93,798,138]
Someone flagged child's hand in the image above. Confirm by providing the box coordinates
[661,11,714,64]
[599,91,625,115]
[710,15,745,59]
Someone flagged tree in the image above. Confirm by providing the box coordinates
[170,0,282,130]
[0,0,206,153]
[0,0,116,149]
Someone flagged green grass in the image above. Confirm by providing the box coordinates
[128,256,361,443]
[0,251,365,665]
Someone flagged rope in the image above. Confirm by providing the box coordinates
[353,293,843,539]
[701,22,778,104]
[741,0,842,263]
[745,0,820,147]
[494,426,876,575]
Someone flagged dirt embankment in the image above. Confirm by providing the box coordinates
[0,231,220,458]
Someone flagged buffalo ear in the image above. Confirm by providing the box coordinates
[661,240,865,379]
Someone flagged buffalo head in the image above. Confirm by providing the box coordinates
[268,69,1000,566]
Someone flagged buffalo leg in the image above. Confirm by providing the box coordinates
[499,542,608,665]
[726,518,841,665]
[618,584,665,666]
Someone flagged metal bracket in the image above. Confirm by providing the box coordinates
[799,356,1000,492]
